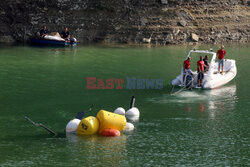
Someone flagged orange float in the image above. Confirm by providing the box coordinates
[101,129,120,137]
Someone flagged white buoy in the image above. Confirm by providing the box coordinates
[126,107,140,116]
[114,107,126,115]
[123,122,134,132]
[66,119,81,133]
[126,115,139,122]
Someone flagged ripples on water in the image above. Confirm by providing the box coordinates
[148,85,237,105]
[0,45,249,166]
[141,85,248,166]
[2,85,246,166]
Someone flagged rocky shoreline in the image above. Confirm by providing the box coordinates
[0,0,249,45]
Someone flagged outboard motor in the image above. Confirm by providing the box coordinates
[185,75,193,89]
[70,37,77,44]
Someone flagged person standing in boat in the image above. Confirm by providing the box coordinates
[203,55,210,72]
[217,45,226,73]
[61,27,71,41]
[40,25,49,38]
[183,57,193,84]
[197,56,205,87]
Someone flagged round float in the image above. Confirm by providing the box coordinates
[114,107,126,115]
[101,129,121,137]
[126,115,139,122]
[66,119,81,133]
[76,116,99,135]
[126,107,140,116]
[123,122,134,132]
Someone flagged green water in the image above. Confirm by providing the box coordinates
[0,44,249,166]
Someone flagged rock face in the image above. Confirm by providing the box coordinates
[0,0,249,44]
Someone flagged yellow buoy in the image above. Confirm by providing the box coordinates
[76,116,99,135]
[97,110,127,133]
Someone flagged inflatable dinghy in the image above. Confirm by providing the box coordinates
[172,49,237,89]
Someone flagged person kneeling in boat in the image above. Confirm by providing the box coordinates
[183,57,193,85]
[203,55,210,72]
[61,27,71,41]
[40,25,49,38]
[197,56,205,87]
[217,45,226,74]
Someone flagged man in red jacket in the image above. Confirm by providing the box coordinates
[183,57,193,84]
[217,45,226,73]
[197,56,205,87]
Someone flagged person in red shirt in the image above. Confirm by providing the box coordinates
[183,57,193,84]
[217,45,226,73]
[197,56,205,87]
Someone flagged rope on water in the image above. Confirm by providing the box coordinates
[170,73,200,96]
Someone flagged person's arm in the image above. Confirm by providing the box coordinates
[216,51,219,57]
[198,62,201,72]
[42,31,48,38]
[60,32,63,38]
[40,31,46,38]
[40,30,43,38]
[183,62,186,72]
[204,62,208,68]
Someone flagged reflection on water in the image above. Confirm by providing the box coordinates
[199,103,205,112]
[148,85,237,119]
[66,133,127,166]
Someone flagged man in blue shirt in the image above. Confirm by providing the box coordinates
[61,27,71,41]
[40,26,48,38]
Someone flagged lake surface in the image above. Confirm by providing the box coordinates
[0,44,249,166]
